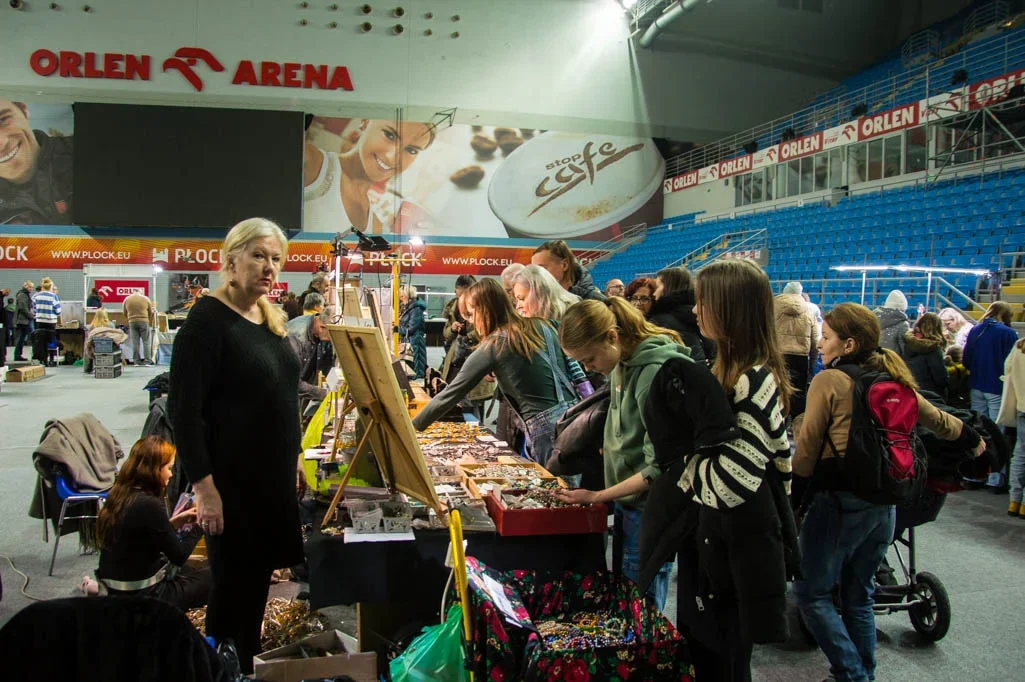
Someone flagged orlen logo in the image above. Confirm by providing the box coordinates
[162,48,225,92]
[97,285,114,297]
[30,46,354,94]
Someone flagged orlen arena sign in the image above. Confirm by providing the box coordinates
[29,46,354,93]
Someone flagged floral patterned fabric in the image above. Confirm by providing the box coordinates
[465,558,692,682]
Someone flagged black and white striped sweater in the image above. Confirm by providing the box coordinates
[679,365,792,509]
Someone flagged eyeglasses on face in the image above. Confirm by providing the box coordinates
[630,296,652,303]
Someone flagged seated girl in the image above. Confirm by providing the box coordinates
[94,436,211,610]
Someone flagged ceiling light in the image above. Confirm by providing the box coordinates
[619,0,638,10]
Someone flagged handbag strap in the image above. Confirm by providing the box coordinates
[538,322,575,405]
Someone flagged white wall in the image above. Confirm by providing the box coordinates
[663,176,735,219]
[0,0,837,141]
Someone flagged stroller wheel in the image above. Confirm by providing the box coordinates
[908,571,951,642]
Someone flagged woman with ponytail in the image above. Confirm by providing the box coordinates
[793,302,985,682]
[556,297,693,610]
[168,218,303,673]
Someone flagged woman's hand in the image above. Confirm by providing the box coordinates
[973,438,987,458]
[170,508,197,529]
[193,477,225,536]
[555,488,600,506]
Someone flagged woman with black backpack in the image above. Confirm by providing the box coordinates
[793,303,985,682]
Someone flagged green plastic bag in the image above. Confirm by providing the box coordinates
[389,604,470,682]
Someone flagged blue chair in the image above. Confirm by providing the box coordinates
[43,473,111,576]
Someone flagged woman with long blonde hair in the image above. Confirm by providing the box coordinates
[794,302,984,682]
[412,278,577,465]
[167,218,302,673]
[95,436,210,609]
[556,297,691,610]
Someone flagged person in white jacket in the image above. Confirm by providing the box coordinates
[998,337,1025,519]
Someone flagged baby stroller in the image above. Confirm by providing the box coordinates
[870,486,952,641]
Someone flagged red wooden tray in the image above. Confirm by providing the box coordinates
[483,492,608,536]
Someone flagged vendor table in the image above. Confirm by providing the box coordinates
[56,327,84,361]
[307,527,606,609]
[306,525,607,674]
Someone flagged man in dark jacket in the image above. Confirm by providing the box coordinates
[296,273,328,312]
[648,266,713,364]
[0,101,74,225]
[531,239,607,302]
[286,293,335,406]
[13,281,34,361]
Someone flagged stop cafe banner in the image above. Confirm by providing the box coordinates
[1,101,655,274]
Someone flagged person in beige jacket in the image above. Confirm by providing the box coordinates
[775,281,818,416]
[793,302,984,682]
[998,338,1025,518]
[123,291,155,365]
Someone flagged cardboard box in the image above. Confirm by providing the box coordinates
[7,365,45,383]
[253,630,377,682]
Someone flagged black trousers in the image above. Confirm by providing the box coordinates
[34,322,56,363]
[784,353,810,417]
[206,566,273,674]
[679,622,753,682]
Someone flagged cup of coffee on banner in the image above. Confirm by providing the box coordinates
[488,132,665,242]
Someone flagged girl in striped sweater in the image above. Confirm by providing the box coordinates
[671,258,800,682]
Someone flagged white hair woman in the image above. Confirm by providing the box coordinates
[167,218,302,674]
[512,264,581,322]
[500,263,525,298]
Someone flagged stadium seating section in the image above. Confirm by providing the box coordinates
[590,168,1025,310]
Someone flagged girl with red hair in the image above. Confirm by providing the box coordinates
[95,436,210,610]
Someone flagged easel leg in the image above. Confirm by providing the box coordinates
[321,419,377,528]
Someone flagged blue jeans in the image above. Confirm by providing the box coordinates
[522,402,571,467]
[615,503,673,612]
[794,493,895,682]
[1011,413,1025,504]
[971,389,1005,486]
[13,324,30,359]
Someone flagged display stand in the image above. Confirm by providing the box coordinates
[322,324,444,528]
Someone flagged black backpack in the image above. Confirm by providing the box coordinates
[827,364,927,505]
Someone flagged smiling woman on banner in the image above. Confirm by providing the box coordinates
[167,218,303,674]
[303,118,436,234]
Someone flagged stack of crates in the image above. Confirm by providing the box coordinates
[93,337,123,379]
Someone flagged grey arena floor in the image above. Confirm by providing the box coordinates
[1,348,1022,681]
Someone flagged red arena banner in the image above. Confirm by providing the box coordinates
[967,67,1025,110]
[0,235,604,277]
[857,103,919,141]
[92,279,150,303]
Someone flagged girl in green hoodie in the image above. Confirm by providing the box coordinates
[556,297,690,610]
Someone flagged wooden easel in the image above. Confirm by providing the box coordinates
[327,386,356,463]
[321,324,445,529]
[321,397,403,528]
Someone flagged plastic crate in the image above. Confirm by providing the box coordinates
[94,351,122,368]
[92,337,116,354]
[94,365,123,379]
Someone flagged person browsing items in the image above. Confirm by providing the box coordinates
[95,436,211,610]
